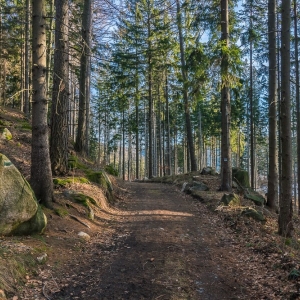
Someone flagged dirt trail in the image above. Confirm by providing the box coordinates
[53,182,247,300]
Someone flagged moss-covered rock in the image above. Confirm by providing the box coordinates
[1,128,12,141]
[245,192,266,206]
[0,153,46,235]
[242,207,265,222]
[200,167,216,175]
[12,205,47,235]
[190,181,209,192]
[232,168,250,188]
[220,193,241,207]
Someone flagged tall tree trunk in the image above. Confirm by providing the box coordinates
[50,0,69,175]
[267,0,279,210]
[278,0,293,236]
[176,0,197,171]
[249,1,256,189]
[277,10,282,200]
[122,109,125,180]
[198,107,202,170]
[75,0,92,154]
[174,132,178,174]
[220,0,232,191]
[144,98,148,178]
[147,13,153,178]
[24,0,30,116]
[135,56,139,179]
[158,87,163,177]
[0,5,2,105]
[165,74,171,175]
[294,0,300,215]
[31,0,53,208]
[46,0,54,98]
[84,54,91,155]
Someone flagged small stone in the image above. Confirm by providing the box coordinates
[37,253,47,263]
[78,231,91,242]
[0,290,7,300]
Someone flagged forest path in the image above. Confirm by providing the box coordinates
[53,182,247,300]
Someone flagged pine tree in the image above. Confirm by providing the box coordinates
[278,0,293,236]
[50,0,70,175]
[220,0,232,191]
[31,0,53,208]
[267,0,278,210]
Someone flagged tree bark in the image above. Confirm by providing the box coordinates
[31,0,53,208]
[249,1,256,189]
[278,0,293,236]
[135,53,139,179]
[165,74,171,175]
[75,0,92,155]
[147,11,153,178]
[0,6,3,106]
[46,0,54,98]
[294,0,300,215]
[267,0,278,210]
[50,0,69,175]
[219,0,232,191]
[24,0,30,116]
[176,0,197,172]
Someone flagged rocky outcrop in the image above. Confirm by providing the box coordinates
[0,153,47,235]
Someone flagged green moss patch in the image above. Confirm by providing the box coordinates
[70,193,97,208]
[68,155,89,170]
[104,164,119,176]
[54,208,69,217]
[17,120,32,131]
[86,171,107,187]
[53,177,89,187]
[69,193,97,220]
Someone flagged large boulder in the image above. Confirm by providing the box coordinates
[242,207,265,222]
[245,192,266,206]
[200,167,216,176]
[220,193,241,207]
[232,168,250,188]
[190,181,209,192]
[0,154,47,235]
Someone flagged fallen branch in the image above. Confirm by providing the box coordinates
[42,282,51,300]
[69,214,91,228]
